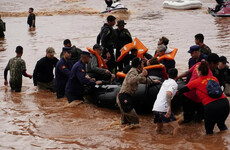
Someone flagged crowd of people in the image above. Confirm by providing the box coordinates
[1,8,230,135]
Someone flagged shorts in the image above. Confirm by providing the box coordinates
[153,111,176,124]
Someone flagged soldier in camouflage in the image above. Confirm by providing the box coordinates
[4,46,32,92]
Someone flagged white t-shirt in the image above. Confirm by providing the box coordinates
[152,78,178,112]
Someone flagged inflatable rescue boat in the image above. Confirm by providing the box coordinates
[163,0,202,10]
[208,1,230,17]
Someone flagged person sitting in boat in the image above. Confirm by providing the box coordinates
[105,0,120,9]
[86,44,115,83]
[195,33,212,56]
[156,44,175,73]
[116,57,160,126]
[146,57,168,80]
[154,36,170,55]
[213,0,226,12]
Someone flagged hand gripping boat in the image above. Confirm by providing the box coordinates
[208,1,230,17]
[100,0,128,14]
[163,0,202,10]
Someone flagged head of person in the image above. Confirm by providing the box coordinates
[207,53,219,71]
[218,56,229,70]
[131,49,138,57]
[15,46,23,56]
[131,57,143,70]
[195,33,204,45]
[62,47,72,60]
[81,51,91,64]
[147,57,159,66]
[63,39,72,47]
[188,45,200,59]
[198,61,209,76]
[158,36,169,46]
[107,15,116,27]
[116,20,126,30]
[157,44,167,57]
[93,44,103,56]
[46,47,55,59]
[29,8,34,13]
[168,68,178,79]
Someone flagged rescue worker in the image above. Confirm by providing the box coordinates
[60,39,82,64]
[188,45,207,69]
[97,15,116,73]
[195,33,212,56]
[65,51,102,104]
[4,46,32,92]
[0,15,5,38]
[27,8,35,29]
[55,47,73,99]
[86,44,115,82]
[115,20,132,71]
[33,47,59,92]
[117,57,160,126]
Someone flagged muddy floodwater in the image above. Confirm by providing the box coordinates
[0,0,230,149]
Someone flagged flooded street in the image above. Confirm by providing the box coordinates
[0,0,230,149]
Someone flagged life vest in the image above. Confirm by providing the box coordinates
[116,71,126,78]
[143,64,166,72]
[154,47,178,62]
[86,47,108,69]
[117,37,148,62]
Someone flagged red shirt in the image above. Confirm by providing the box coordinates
[184,62,212,103]
[187,75,226,106]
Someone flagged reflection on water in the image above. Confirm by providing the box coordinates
[0,0,230,149]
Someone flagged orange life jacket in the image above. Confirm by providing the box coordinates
[117,37,148,62]
[154,47,178,62]
[116,71,126,78]
[86,47,108,69]
[143,64,166,72]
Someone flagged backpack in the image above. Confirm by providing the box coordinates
[206,79,223,98]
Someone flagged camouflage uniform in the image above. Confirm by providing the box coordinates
[5,56,27,92]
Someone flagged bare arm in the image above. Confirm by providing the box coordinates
[165,91,173,118]
[175,70,190,80]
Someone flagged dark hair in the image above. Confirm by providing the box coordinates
[198,61,209,76]
[148,57,159,65]
[107,15,116,22]
[168,68,178,79]
[207,53,219,65]
[195,33,204,43]
[132,57,142,68]
[29,8,34,12]
[159,36,169,46]
[131,48,137,53]
[63,39,71,46]
[16,46,23,54]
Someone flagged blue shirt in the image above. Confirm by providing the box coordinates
[65,60,96,96]
[55,58,73,88]
[188,53,207,69]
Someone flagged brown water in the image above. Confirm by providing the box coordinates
[0,0,230,149]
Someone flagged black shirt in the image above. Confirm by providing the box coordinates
[27,13,36,27]
[33,56,59,85]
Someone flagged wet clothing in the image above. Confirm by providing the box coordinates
[115,28,132,71]
[27,13,36,28]
[97,23,116,72]
[33,56,58,91]
[199,44,212,56]
[37,80,55,92]
[116,94,139,124]
[86,54,111,81]
[4,56,28,92]
[153,111,176,124]
[204,98,229,134]
[160,59,175,73]
[188,54,207,69]
[65,60,96,103]
[60,46,82,64]
[55,58,73,98]
[0,19,5,38]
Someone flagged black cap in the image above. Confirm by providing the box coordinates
[219,56,229,64]
[81,51,91,57]
[188,45,200,53]
[62,47,72,52]
[93,44,103,50]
